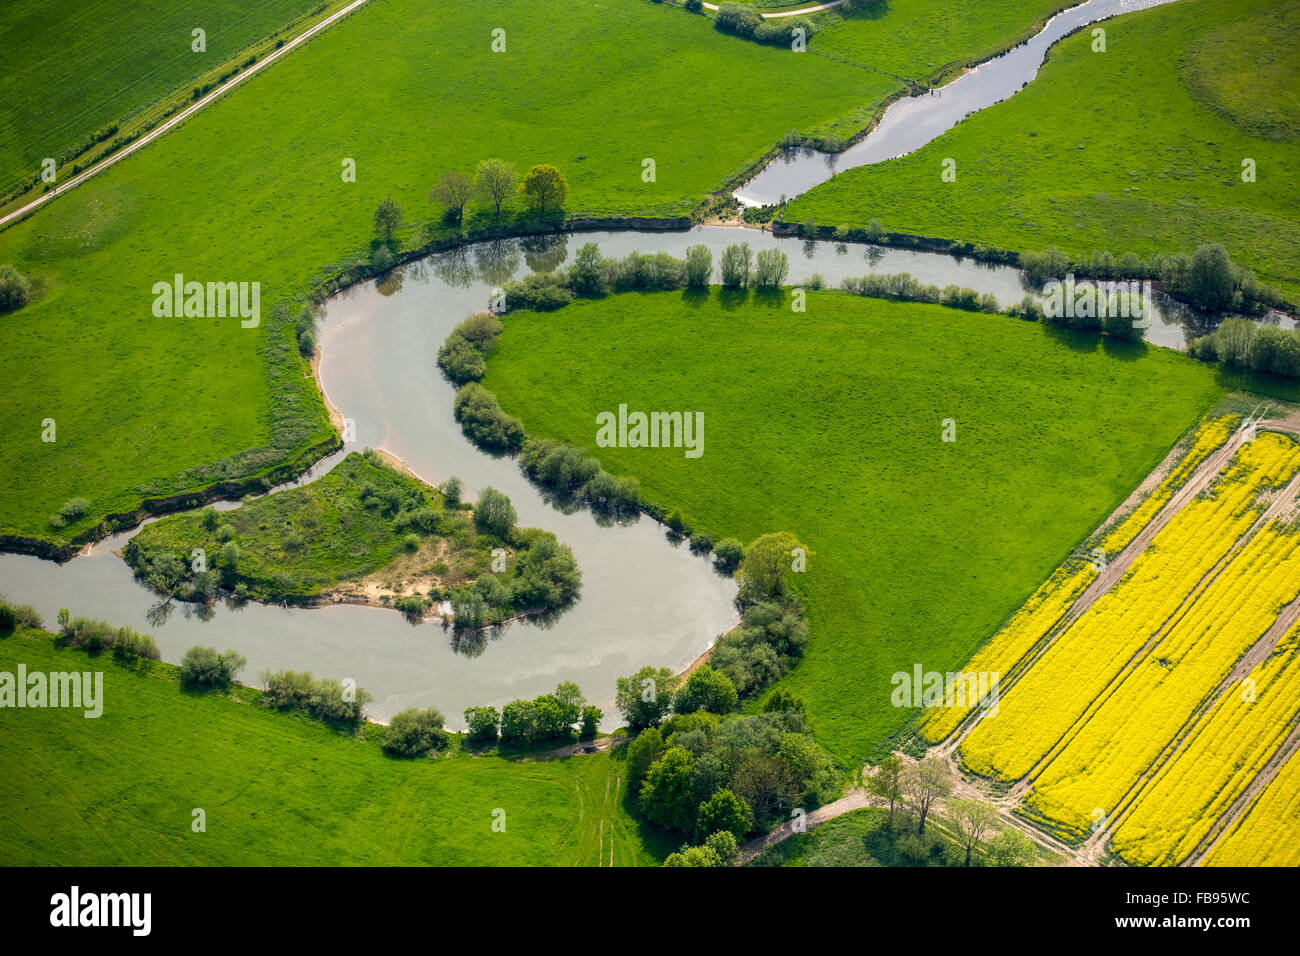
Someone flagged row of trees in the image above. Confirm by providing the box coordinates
[429,159,569,224]
[1188,317,1300,380]
[464,681,604,747]
[1021,242,1283,314]
[866,756,1038,866]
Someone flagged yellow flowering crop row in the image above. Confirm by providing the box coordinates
[1110,626,1300,865]
[921,416,1236,746]
[1101,415,1237,555]
[960,434,1300,784]
[1205,745,1300,867]
[1026,519,1300,840]
[918,562,1095,743]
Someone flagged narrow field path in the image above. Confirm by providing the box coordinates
[0,0,373,230]
[703,1,849,17]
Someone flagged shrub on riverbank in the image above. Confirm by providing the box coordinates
[453,383,526,451]
[519,436,640,515]
[56,609,160,661]
[383,707,449,757]
[261,669,372,725]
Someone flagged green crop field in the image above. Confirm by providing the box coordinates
[0,627,660,866]
[480,289,1223,764]
[0,0,327,192]
[787,0,1300,300]
[0,0,1100,547]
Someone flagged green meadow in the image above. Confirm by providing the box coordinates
[0,0,1099,546]
[787,0,1300,300]
[0,0,327,192]
[0,627,659,866]
[481,289,1223,764]
[810,0,1074,87]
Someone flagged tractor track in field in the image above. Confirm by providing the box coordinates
[1185,722,1300,866]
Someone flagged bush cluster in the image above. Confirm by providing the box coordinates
[453,383,525,452]
[1188,318,1300,379]
[0,263,31,311]
[56,609,161,661]
[447,527,581,629]
[840,273,997,313]
[437,311,502,384]
[519,437,639,514]
[180,645,246,688]
[382,707,448,757]
[260,669,373,725]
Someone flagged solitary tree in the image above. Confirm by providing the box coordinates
[739,531,807,602]
[374,196,402,243]
[719,242,753,288]
[949,798,999,866]
[674,665,738,715]
[521,163,568,215]
[475,158,519,219]
[615,665,678,730]
[1187,242,1235,311]
[684,245,713,288]
[430,170,473,222]
[903,757,951,834]
[473,487,517,540]
[0,263,31,311]
[866,754,904,826]
[754,249,789,288]
[986,828,1037,867]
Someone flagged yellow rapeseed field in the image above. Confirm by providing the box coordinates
[1026,517,1300,839]
[960,433,1300,784]
[1100,415,1237,555]
[1111,627,1300,865]
[920,416,1238,745]
[1205,745,1300,867]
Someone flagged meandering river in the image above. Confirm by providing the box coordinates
[735,0,1182,206]
[4,0,1272,727]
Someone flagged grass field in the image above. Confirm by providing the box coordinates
[0,0,326,192]
[0,0,1114,546]
[787,0,1300,300]
[0,627,660,866]
[480,288,1223,764]
[809,0,1074,85]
